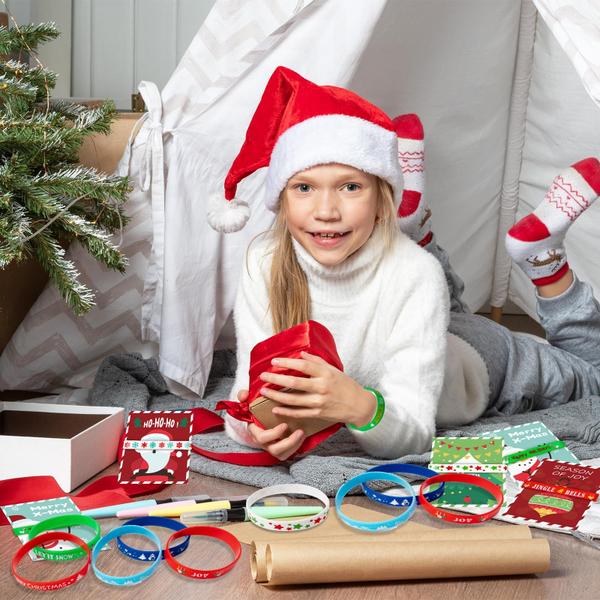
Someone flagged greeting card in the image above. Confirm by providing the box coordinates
[481,421,578,485]
[504,460,600,530]
[429,437,506,506]
[1,497,82,561]
[118,410,193,484]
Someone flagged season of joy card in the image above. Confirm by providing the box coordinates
[481,421,578,485]
[504,460,600,529]
[118,410,193,484]
[429,436,506,506]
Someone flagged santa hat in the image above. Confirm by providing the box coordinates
[207,66,404,233]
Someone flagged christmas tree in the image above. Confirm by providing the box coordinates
[0,20,130,315]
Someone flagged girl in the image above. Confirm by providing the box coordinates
[208,66,600,461]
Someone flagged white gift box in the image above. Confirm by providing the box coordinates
[0,401,124,491]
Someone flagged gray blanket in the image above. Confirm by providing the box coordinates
[83,352,600,496]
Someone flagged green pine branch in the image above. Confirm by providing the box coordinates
[0,20,132,314]
[0,22,59,55]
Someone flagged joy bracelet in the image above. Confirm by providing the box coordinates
[419,473,504,524]
[165,526,241,579]
[12,531,90,591]
[119,517,190,560]
[336,471,416,531]
[92,525,162,586]
[363,463,444,506]
[246,484,329,532]
[28,514,101,560]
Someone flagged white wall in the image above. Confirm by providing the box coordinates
[72,0,216,109]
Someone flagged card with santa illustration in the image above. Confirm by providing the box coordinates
[503,460,600,529]
[481,421,579,486]
[118,410,193,484]
[429,436,506,507]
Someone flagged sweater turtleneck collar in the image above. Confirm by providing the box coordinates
[291,225,386,304]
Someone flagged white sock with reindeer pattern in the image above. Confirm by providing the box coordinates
[505,158,600,286]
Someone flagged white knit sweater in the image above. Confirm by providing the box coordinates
[225,226,489,458]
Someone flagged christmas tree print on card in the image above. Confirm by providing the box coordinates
[119,410,193,484]
[504,460,600,530]
[481,421,578,486]
[429,437,506,507]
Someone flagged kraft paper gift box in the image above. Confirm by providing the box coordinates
[0,401,124,491]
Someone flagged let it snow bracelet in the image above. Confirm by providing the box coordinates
[12,531,90,591]
[363,464,444,506]
[28,514,100,560]
[246,484,329,531]
[347,387,385,431]
[336,471,416,531]
[119,517,190,560]
[165,526,241,579]
[419,473,504,524]
[92,525,161,586]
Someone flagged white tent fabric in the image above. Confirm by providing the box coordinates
[1,0,599,398]
[534,0,600,109]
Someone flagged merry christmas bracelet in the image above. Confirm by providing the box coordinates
[12,531,90,591]
[165,526,241,579]
[92,525,162,586]
[246,484,329,531]
[347,387,385,431]
[119,517,190,560]
[28,514,100,560]
[363,463,444,506]
[418,473,504,524]
[336,471,416,531]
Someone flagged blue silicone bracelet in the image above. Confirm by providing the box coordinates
[363,464,444,506]
[336,471,416,532]
[92,525,161,586]
[118,517,190,561]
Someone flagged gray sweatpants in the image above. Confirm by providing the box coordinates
[427,240,600,417]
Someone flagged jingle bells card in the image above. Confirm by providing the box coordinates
[118,410,193,484]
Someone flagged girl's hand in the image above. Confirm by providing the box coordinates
[247,422,305,461]
[258,351,377,427]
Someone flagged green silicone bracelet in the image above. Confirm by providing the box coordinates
[28,515,101,561]
[347,387,385,431]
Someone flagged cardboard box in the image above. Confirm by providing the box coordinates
[0,401,124,491]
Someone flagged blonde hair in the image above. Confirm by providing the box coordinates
[250,177,397,333]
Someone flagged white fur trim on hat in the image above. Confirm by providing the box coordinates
[265,114,403,212]
[207,194,250,233]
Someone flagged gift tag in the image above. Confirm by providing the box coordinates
[118,410,193,484]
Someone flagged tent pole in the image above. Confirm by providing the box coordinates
[488,0,537,313]
[489,306,503,324]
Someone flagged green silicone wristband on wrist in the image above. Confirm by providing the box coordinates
[28,514,100,561]
[347,387,385,431]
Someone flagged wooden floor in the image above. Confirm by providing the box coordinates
[2,463,600,600]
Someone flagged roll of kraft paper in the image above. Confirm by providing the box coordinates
[251,538,550,585]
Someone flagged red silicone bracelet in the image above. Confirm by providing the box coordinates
[164,526,241,579]
[12,531,91,591]
[419,473,504,524]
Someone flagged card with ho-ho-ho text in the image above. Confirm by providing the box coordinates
[118,410,193,485]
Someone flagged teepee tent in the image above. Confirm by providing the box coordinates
[1,0,599,399]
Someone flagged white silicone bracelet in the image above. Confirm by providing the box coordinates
[245,484,329,532]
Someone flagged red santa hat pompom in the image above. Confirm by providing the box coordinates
[208,66,404,233]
